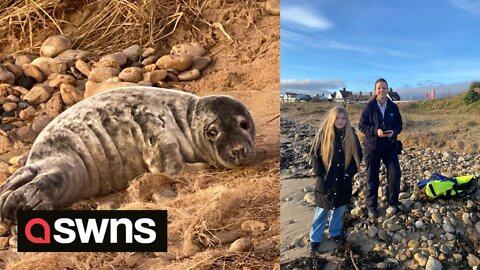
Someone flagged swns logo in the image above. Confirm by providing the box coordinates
[18,210,167,252]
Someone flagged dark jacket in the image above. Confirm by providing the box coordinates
[359,98,403,152]
[312,128,362,209]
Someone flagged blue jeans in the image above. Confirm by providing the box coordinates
[309,205,346,243]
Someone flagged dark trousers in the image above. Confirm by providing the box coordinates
[364,148,401,210]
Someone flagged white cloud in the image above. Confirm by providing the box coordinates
[449,0,480,15]
[281,29,420,58]
[281,79,345,95]
[281,6,334,30]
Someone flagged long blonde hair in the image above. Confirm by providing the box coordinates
[310,106,361,171]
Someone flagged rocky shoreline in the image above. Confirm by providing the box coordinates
[281,115,480,269]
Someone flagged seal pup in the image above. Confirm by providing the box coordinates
[0,87,255,222]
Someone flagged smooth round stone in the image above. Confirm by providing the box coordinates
[22,85,51,105]
[445,232,456,241]
[4,63,23,79]
[30,57,67,77]
[88,66,120,83]
[396,253,408,262]
[141,55,160,65]
[398,192,410,200]
[143,64,157,72]
[149,70,167,83]
[156,55,193,72]
[191,56,212,71]
[60,84,83,106]
[40,35,72,57]
[54,49,92,65]
[460,213,470,227]
[99,52,127,66]
[467,254,480,267]
[442,223,455,233]
[425,256,442,270]
[118,67,143,83]
[228,238,253,252]
[142,47,156,58]
[476,222,480,234]
[7,94,20,103]
[14,54,35,66]
[170,43,205,57]
[178,69,200,81]
[432,213,442,224]
[48,74,76,88]
[414,253,428,267]
[43,92,63,117]
[123,44,142,62]
[389,224,402,232]
[408,239,419,249]
[415,220,424,229]
[378,230,389,242]
[75,59,91,77]
[0,70,15,84]
[2,102,18,112]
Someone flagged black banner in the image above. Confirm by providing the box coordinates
[17,210,167,252]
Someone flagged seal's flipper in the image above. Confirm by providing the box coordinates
[0,168,61,223]
[0,166,38,192]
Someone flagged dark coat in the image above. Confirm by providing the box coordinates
[359,98,403,152]
[312,128,362,209]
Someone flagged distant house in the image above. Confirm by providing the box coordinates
[311,93,329,102]
[349,91,372,103]
[280,92,312,103]
[328,92,335,101]
[334,88,352,103]
[388,88,401,101]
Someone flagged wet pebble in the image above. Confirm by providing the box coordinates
[442,223,455,233]
[468,253,480,267]
[425,256,442,270]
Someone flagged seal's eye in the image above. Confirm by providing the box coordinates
[239,120,249,130]
[206,128,218,139]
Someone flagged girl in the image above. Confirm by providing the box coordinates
[308,105,362,254]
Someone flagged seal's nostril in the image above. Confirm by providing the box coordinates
[231,146,245,159]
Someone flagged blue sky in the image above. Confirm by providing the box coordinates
[281,0,480,100]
